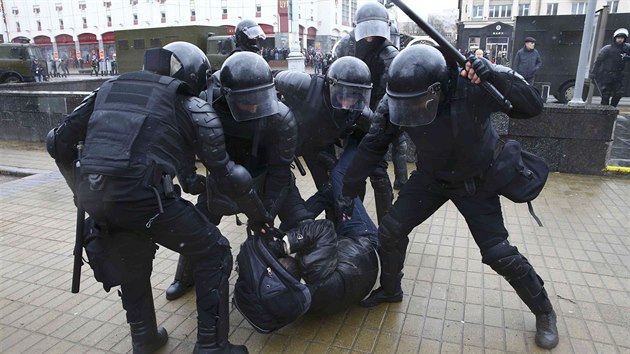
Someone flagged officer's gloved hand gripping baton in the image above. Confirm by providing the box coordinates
[389,0,512,112]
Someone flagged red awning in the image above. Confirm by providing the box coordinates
[78,33,98,44]
[102,31,115,43]
[259,24,275,35]
[34,35,52,45]
[225,25,235,35]
[307,27,317,40]
[55,34,74,44]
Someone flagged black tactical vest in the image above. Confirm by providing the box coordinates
[81,71,186,179]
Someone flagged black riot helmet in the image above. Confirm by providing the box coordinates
[326,56,372,112]
[220,51,279,121]
[354,2,390,41]
[143,41,210,95]
[386,45,449,126]
[235,19,266,52]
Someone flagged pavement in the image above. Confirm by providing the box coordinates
[1,141,629,354]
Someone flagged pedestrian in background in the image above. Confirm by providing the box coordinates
[513,37,542,85]
[591,28,630,107]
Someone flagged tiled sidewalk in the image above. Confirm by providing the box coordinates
[1,143,629,353]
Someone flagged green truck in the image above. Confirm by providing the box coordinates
[513,13,630,103]
[114,25,231,73]
[0,43,49,84]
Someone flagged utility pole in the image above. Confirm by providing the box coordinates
[286,0,305,72]
[568,0,598,106]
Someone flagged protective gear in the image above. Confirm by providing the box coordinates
[386,45,448,126]
[194,248,248,354]
[165,256,194,300]
[332,32,356,59]
[369,169,393,223]
[80,71,185,179]
[220,52,279,121]
[144,41,210,95]
[613,28,628,40]
[179,173,206,195]
[235,19,266,52]
[482,240,558,349]
[354,2,390,41]
[326,56,373,112]
[392,133,408,190]
[121,280,169,354]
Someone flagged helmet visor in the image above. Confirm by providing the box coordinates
[329,81,372,111]
[355,19,390,41]
[244,25,266,40]
[387,82,441,126]
[225,82,279,121]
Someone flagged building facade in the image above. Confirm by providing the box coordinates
[457,0,629,61]
[0,0,358,62]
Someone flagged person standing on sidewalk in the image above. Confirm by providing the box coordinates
[337,45,559,349]
[591,28,630,107]
[513,37,542,85]
[46,42,266,354]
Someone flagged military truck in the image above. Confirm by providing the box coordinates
[114,25,229,73]
[0,43,48,84]
[513,13,630,103]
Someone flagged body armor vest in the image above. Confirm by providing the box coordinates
[81,71,186,179]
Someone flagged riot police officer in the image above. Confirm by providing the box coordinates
[592,28,630,107]
[46,42,265,354]
[338,45,559,349]
[232,19,266,54]
[165,51,309,300]
[334,2,402,221]
[274,56,373,218]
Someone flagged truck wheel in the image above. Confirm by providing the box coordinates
[557,82,589,104]
[1,75,22,84]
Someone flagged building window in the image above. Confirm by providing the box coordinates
[16,21,21,32]
[133,13,138,25]
[83,17,88,28]
[161,11,166,23]
[150,38,162,47]
[56,3,63,12]
[488,5,511,18]
[468,36,480,51]
[79,1,87,11]
[133,39,145,49]
[107,15,112,27]
[37,20,42,31]
[342,0,350,26]
[546,3,558,15]
[59,19,64,30]
[130,0,138,5]
[518,4,529,16]
[222,8,228,19]
[33,6,40,14]
[191,9,196,21]
[118,39,129,50]
[256,5,262,18]
[606,1,619,13]
[12,7,19,15]
[472,5,483,18]
[103,1,112,8]
[571,2,587,14]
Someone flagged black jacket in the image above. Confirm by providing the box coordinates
[513,46,542,79]
[342,66,544,197]
[592,41,630,82]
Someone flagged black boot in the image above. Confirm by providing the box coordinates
[535,309,559,349]
[121,280,169,354]
[194,265,248,354]
[370,172,393,224]
[130,321,168,354]
[166,255,194,300]
[359,271,403,307]
[484,244,559,349]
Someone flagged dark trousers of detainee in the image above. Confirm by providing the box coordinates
[378,170,552,315]
[78,180,231,327]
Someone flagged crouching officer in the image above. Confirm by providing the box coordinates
[46,41,270,354]
[165,51,310,299]
[339,45,559,349]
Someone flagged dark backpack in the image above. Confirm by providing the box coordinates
[233,234,311,333]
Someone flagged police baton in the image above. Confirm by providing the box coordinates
[389,0,512,112]
[71,142,85,293]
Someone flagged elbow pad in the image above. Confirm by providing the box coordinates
[46,128,58,159]
[219,164,271,224]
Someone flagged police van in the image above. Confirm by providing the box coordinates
[0,43,48,84]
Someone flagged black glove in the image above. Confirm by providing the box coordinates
[180,173,206,195]
[266,238,287,258]
[334,195,355,221]
[470,56,496,84]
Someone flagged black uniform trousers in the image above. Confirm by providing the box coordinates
[381,170,508,274]
[79,180,230,327]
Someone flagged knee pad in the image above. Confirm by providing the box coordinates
[481,240,530,280]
